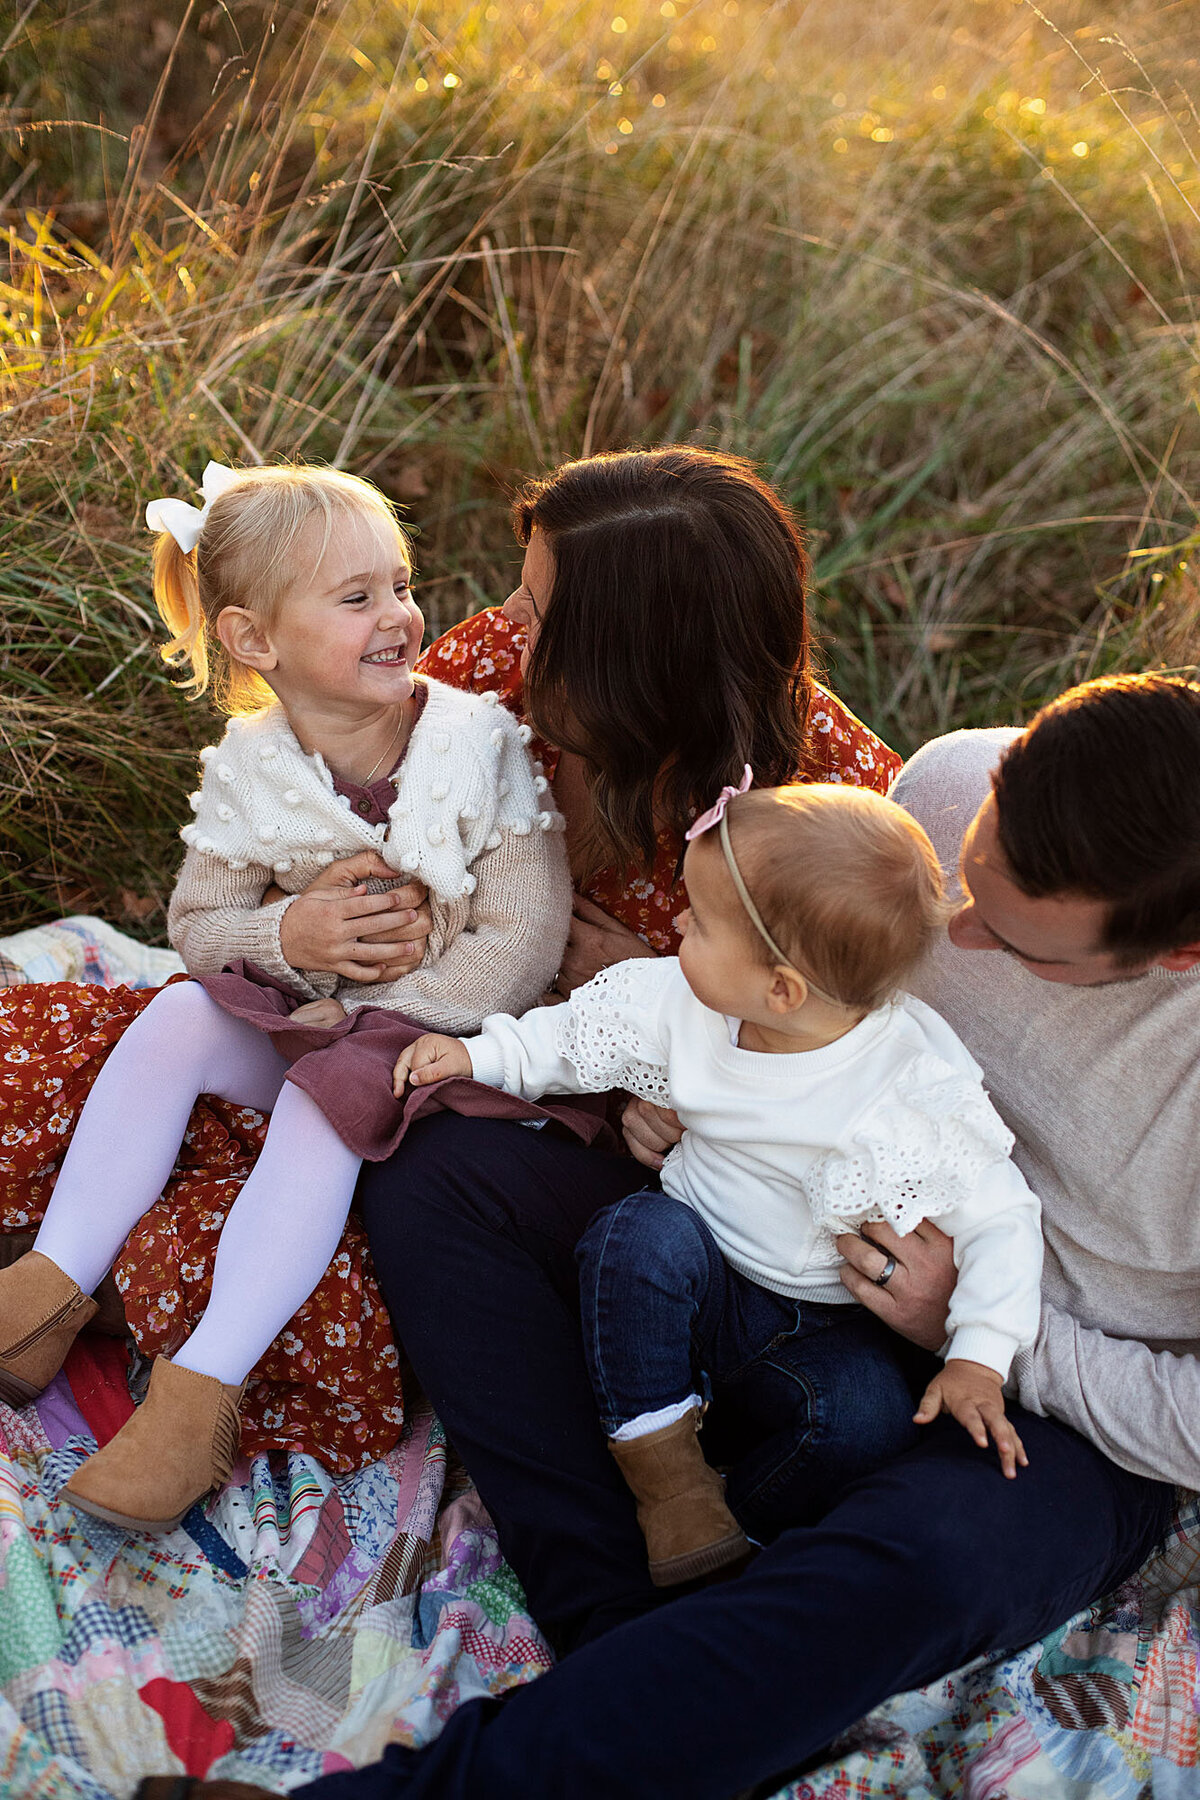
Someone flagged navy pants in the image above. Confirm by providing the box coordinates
[297,1115,1175,1800]
[578,1190,934,1539]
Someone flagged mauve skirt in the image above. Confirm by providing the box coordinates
[196,960,613,1161]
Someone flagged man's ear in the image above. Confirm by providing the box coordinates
[215,605,277,672]
[1155,944,1200,972]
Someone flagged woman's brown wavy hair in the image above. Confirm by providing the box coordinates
[513,446,817,875]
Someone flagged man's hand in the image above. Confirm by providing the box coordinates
[277,853,432,982]
[393,1033,473,1096]
[556,894,656,996]
[836,1219,956,1352]
[914,1358,1028,1479]
[288,998,348,1028]
[621,1097,683,1171]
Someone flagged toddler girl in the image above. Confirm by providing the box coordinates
[398,776,1043,1585]
[0,460,570,1533]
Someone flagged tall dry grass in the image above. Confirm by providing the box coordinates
[1,0,1198,933]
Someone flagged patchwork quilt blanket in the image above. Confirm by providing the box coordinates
[0,921,1197,1798]
[2,1342,1198,1800]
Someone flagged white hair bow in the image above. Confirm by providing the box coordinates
[145,460,241,554]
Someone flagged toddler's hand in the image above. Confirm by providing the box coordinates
[289,998,348,1028]
[279,851,431,982]
[914,1359,1027,1479]
[393,1033,473,1097]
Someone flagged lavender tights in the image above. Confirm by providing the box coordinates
[33,982,361,1385]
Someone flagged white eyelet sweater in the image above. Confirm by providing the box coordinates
[167,679,571,1031]
[466,959,1044,1379]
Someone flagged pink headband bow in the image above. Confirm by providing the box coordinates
[685,765,753,841]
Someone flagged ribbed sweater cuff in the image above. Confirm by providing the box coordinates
[945,1324,1019,1380]
[245,896,319,993]
[464,1035,507,1090]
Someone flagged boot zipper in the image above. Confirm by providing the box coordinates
[3,1288,88,1360]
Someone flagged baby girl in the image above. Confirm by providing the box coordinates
[397,776,1043,1585]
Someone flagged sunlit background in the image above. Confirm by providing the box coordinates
[2,0,1198,931]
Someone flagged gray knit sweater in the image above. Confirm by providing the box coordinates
[897,730,1200,1488]
[167,679,571,1032]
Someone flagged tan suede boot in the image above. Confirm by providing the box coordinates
[63,1356,244,1534]
[0,1234,126,1336]
[609,1407,751,1587]
[0,1250,99,1405]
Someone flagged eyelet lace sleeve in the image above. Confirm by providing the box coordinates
[805,1052,1016,1234]
[552,962,674,1109]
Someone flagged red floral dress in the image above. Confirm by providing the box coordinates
[0,609,899,1471]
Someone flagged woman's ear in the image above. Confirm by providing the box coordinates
[215,605,278,672]
[765,965,809,1015]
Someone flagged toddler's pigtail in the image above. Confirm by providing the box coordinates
[152,532,210,696]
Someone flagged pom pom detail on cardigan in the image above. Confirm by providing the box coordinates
[178,678,564,904]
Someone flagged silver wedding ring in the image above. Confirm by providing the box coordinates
[874,1254,898,1289]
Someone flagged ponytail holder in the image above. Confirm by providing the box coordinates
[684,764,753,841]
[145,460,241,554]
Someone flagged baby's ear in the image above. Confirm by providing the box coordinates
[216,605,277,672]
[766,965,809,1015]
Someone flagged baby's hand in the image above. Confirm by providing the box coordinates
[289,998,348,1028]
[392,1033,473,1097]
[914,1359,1028,1479]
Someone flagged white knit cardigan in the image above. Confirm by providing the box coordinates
[167,678,571,1030]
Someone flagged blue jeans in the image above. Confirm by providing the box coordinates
[579,1191,933,1537]
[307,1115,1175,1800]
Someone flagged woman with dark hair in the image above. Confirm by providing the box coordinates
[360,443,901,1653]
[424,446,893,993]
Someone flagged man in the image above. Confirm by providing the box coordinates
[844,673,1200,1481]
[159,674,1199,1800]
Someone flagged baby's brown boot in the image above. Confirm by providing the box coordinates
[63,1355,244,1534]
[609,1407,751,1586]
[0,1250,99,1405]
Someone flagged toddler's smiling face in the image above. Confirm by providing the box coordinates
[253,509,423,714]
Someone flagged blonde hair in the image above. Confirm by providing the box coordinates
[723,784,950,1011]
[151,464,410,714]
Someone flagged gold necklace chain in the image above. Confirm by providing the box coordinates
[362,711,405,786]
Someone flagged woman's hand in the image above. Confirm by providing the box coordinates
[277,852,433,982]
[835,1219,956,1352]
[393,1033,473,1096]
[622,1098,684,1171]
[288,998,348,1028]
[914,1359,1028,1479]
[556,894,657,996]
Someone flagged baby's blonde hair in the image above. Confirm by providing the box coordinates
[723,784,950,1011]
[151,464,410,714]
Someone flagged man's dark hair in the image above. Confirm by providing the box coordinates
[992,673,1200,962]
